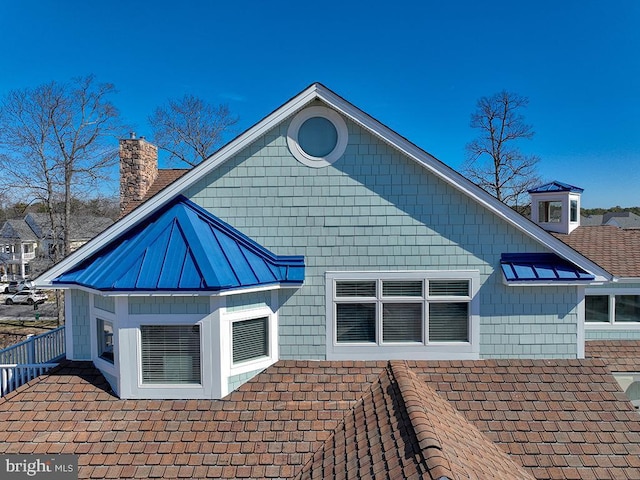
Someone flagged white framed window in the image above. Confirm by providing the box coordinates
[539,201,562,223]
[232,316,269,364]
[586,291,640,327]
[97,318,114,364]
[570,199,579,223]
[221,300,278,379]
[287,106,348,168]
[326,271,480,360]
[140,324,202,385]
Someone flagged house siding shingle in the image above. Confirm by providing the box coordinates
[184,116,580,360]
[128,296,210,315]
[93,294,115,314]
[71,289,91,360]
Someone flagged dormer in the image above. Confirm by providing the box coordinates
[529,181,583,234]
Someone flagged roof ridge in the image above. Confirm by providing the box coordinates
[389,360,453,480]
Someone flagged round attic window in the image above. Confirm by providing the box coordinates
[287,106,348,167]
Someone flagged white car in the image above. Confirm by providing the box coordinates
[4,290,47,305]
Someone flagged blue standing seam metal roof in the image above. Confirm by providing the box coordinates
[527,181,584,194]
[53,196,305,292]
[500,253,595,282]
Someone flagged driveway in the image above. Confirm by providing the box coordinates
[0,293,58,321]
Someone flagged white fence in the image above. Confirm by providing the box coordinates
[0,326,65,397]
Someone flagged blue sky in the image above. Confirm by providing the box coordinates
[1,0,639,208]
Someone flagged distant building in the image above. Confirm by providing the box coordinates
[0,213,113,281]
[581,210,640,229]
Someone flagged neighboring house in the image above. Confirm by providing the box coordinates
[0,213,114,281]
[0,218,38,280]
[25,212,114,256]
[3,83,638,479]
[582,211,640,229]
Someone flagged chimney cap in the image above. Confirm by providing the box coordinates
[130,132,136,139]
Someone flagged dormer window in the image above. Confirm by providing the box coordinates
[570,200,578,223]
[539,201,562,223]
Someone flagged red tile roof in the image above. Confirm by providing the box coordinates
[553,226,640,277]
[586,340,640,372]
[120,169,190,217]
[1,359,639,480]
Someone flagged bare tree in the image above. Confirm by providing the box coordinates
[0,75,124,258]
[149,95,238,167]
[463,91,540,206]
[0,76,125,322]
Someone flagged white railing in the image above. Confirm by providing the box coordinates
[0,326,65,397]
[4,251,35,261]
[0,326,65,364]
[0,363,59,397]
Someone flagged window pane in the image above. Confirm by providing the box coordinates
[429,303,468,342]
[336,281,376,297]
[382,281,422,297]
[233,317,269,363]
[141,325,201,384]
[615,295,640,322]
[298,116,338,157]
[97,319,114,363]
[585,295,609,322]
[382,303,422,342]
[336,303,376,343]
[429,280,469,297]
[540,201,562,223]
[570,200,578,222]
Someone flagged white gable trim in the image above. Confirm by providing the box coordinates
[34,83,611,286]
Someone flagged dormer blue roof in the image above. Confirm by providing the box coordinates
[500,253,594,283]
[53,196,305,292]
[528,181,584,194]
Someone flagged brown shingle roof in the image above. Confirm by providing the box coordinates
[297,361,533,480]
[120,169,190,217]
[409,359,640,480]
[1,359,639,480]
[586,340,640,372]
[553,226,640,277]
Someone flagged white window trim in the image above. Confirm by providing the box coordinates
[89,295,118,379]
[286,106,348,168]
[585,288,640,329]
[135,316,208,391]
[221,301,278,379]
[326,271,480,360]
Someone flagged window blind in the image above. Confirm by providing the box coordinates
[382,281,423,297]
[336,303,376,342]
[382,303,422,342]
[336,281,376,297]
[233,317,269,364]
[429,280,469,297]
[141,325,201,384]
[429,303,468,342]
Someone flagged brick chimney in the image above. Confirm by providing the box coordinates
[119,133,158,214]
